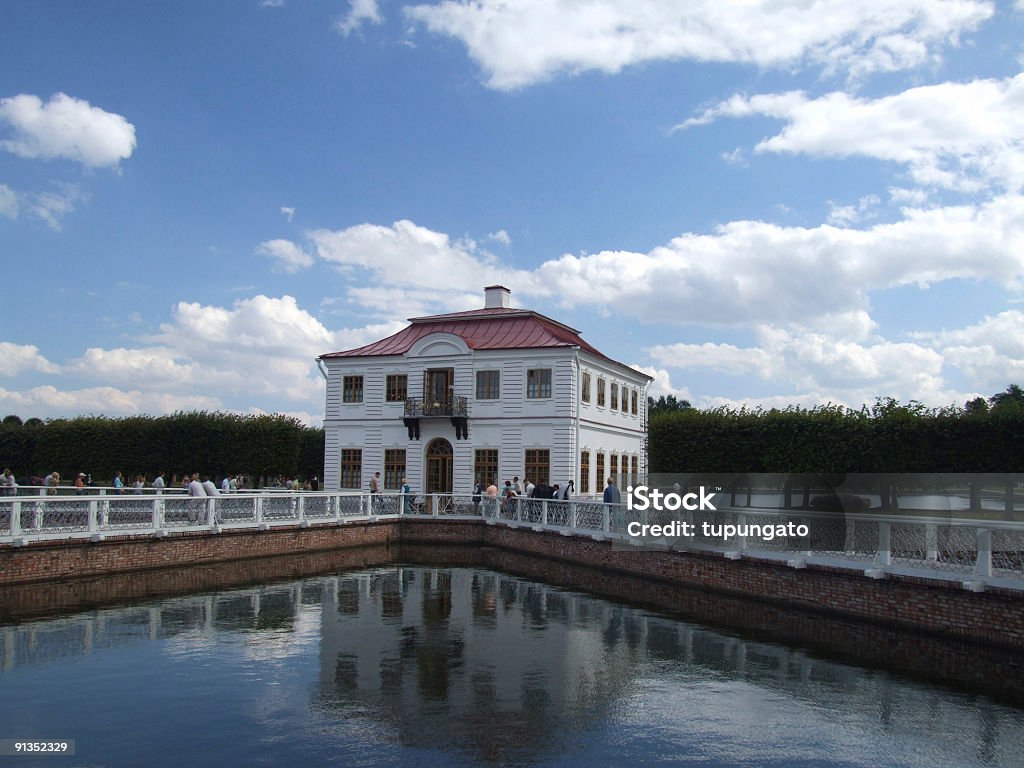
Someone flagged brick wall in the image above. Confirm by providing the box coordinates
[1,519,1021,650]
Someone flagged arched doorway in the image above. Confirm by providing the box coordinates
[425,438,454,494]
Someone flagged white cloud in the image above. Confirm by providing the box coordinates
[336,0,383,36]
[261,0,285,6]
[0,342,60,376]
[405,0,993,90]
[281,206,295,222]
[0,184,17,218]
[27,183,87,230]
[827,194,881,226]
[532,194,1024,326]
[488,229,511,245]
[629,366,693,402]
[648,328,952,409]
[308,219,537,315]
[256,238,314,273]
[0,93,136,168]
[0,385,220,419]
[914,310,1024,388]
[680,73,1024,192]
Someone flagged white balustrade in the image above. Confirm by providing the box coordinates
[1,487,1022,588]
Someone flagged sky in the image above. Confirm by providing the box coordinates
[2,0,1024,426]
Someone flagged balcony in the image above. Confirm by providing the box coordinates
[404,396,468,418]
[403,396,469,440]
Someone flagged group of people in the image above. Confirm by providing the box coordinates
[472,475,577,510]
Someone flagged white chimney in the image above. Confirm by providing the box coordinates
[484,285,511,309]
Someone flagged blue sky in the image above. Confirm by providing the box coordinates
[3,0,1024,425]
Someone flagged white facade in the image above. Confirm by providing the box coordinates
[319,288,651,497]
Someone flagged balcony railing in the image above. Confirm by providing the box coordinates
[404,396,468,417]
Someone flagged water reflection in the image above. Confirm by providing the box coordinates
[2,564,1024,767]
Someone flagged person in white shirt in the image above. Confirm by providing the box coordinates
[188,474,206,497]
[202,476,219,496]
[152,472,166,492]
[221,476,230,494]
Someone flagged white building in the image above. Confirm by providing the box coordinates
[318,286,652,496]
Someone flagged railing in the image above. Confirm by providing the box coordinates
[2,491,1022,588]
[403,396,468,417]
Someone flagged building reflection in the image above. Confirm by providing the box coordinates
[2,564,1023,765]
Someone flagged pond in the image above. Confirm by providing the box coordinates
[2,561,1023,767]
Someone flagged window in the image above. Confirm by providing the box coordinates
[476,370,500,400]
[524,449,550,485]
[631,389,638,415]
[581,371,591,403]
[474,449,498,487]
[385,374,407,402]
[340,449,362,488]
[596,452,604,490]
[580,450,590,494]
[343,376,363,403]
[597,378,606,407]
[631,455,639,485]
[610,383,618,411]
[527,368,552,398]
[384,449,406,489]
[610,454,618,486]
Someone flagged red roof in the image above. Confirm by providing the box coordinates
[320,307,651,379]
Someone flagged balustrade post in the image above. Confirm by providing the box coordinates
[603,504,610,533]
[297,495,305,523]
[32,496,43,531]
[974,528,993,578]
[207,498,217,527]
[736,512,747,551]
[151,498,160,530]
[925,524,939,561]
[542,500,548,525]
[98,488,108,528]
[432,494,439,516]
[87,498,98,533]
[570,501,578,530]
[875,522,892,567]
[844,518,856,553]
[10,499,21,537]
[255,495,263,526]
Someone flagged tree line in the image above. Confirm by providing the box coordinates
[648,385,1024,473]
[0,412,325,486]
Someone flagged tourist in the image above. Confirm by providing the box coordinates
[603,477,621,504]
[484,480,499,518]
[221,475,231,494]
[562,480,574,500]
[531,479,552,499]
[2,468,16,496]
[401,477,412,514]
[113,471,124,494]
[133,475,145,494]
[202,476,219,496]
[513,475,524,495]
[503,488,517,515]
[472,480,482,513]
[75,473,86,494]
[188,473,206,497]
[152,471,166,492]
[524,479,535,498]
[45,471,61,495]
